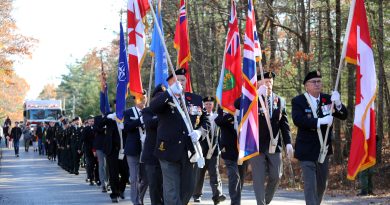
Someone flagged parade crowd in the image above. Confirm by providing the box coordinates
[3,69,367,205]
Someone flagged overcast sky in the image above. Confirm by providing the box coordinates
[12,0,125,99]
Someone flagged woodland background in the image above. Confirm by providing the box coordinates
[0,0,389,194]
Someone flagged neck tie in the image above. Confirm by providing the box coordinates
[316,99,320,117]
[267,96,272,116]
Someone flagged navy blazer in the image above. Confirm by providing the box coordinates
[234,93,292,153]
[93,115,106,151]
[214,108,238,161]
[199,112,220,158]
[150,91,209,162]
[140,107,159,165]
[96,114,126,157]
[123,107,144,156]
[292,93,347,161]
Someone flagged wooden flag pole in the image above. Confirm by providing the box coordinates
[147,57,154,106]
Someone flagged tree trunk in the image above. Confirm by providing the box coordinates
[344,64,355,158]
[269,0,277,71]
[332,0,343,164]
[376,0,384,164]
[317,7,323,72]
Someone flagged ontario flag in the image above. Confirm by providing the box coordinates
[128,0,150,101]
[216,0,242,115]
[238,0,259,162]
[174,0,192,92]
[344,0,377,180]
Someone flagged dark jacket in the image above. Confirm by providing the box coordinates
[150,91,209,162]
[96,113,126,156]
[140,107,159,165]
[36,125,45,139]
[82,125,95,152]
[234,94,292,153]
[199,112,220,158]
[10,126,22,141]
[123,107,144,156]
[292,93,347,161]
[214,108,238,161]
[93,115,106,151]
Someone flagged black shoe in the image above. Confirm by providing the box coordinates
[96,181,101,186]
[357,191,368,196]
[119,192,125,199]
[102,186,107,193]
[213,195,226,204]
[194,197,201,203]
[74,172,79,175]
[368,191,376,196]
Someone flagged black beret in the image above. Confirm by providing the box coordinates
[166,68,186,81]
[131,89,147,99]
[152,84,167,98]
[303,70,322,84]
[87,115,95,119]
[203,96,215,102]
[257,71,276,81]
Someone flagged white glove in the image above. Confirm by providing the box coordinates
[169,82,183,95]
[140,116,144,124]
[286,144,294,159]
[331,91,342,106]
[107,113,116,120]
[257,85,267,97]
[117,122,124,130]
[318,115,333,126]
[188,130,202,143]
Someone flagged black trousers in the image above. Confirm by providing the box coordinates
[145,164,164,205]
[106,153,129,199]
[85,150,99,181]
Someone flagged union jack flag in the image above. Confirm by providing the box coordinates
[216,0,242,115]
[238,0,259,161]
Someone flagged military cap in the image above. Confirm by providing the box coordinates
[166,68,186,81]
[202,96,215,102]
[131,89,147,99]
[257,71,276,81]
[87,115,95,119]
[303,70,322,84]
[73,116,81,122]
[152,84,167,98]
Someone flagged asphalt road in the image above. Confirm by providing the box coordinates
[0,144,388,205]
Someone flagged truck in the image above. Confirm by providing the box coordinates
[23,100,63,130]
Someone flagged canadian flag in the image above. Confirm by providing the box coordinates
[344,0,377,180]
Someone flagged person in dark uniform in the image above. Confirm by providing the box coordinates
[94,114,109,192]
[214,108,246,205]
[141,84,166,205]
[292,70,347,205]
[193,96,226,204]
[36,122,45,155]
[46,121,57,160]
[123,90,148,205]
[69,117,83,175]
[150,68,209,205]
[241,72,293,205]
[82,115,99,185]
[98,102,129,203]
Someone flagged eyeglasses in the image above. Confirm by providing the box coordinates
[307,80,322,84]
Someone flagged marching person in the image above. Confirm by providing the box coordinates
[70,117,83,175]
[141,84,166,205]
[193,96,226,204]
[82,115,99,185]
[292,70,347,205]
[23,124,33,152]
[123,90,149,205]
[10,121,22,157]
[247,72,293,205]
[215,108,246,205]
[98,101,129,203]
[150,68,209,205]
[94,114,110,193]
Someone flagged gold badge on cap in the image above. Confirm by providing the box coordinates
[158,142,165,151]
